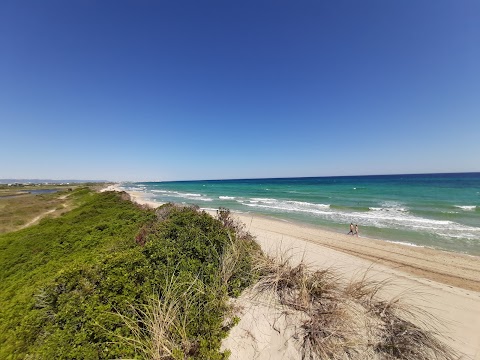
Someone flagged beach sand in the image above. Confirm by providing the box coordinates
[106,185,480,359]
[101,184,165,208]
[225,213,480,360]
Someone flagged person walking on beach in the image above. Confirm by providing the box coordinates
[355,224,359,237]
[348,223,354,235]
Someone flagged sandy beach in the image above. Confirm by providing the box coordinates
[110,185,480,359]
[227,213,480,360]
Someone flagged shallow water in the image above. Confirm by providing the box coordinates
[29,189,60,195]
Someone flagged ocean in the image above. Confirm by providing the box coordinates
[120,173,480,256]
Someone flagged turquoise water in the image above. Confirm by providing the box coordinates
[121,173,480,255]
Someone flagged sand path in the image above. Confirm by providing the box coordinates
[19,194,69,230]
[20,209,56,229]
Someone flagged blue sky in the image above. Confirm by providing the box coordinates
[1,1,479,181]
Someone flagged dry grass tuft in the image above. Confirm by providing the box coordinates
[250,250,459,360]
[217,208,261,297]
[252,252,339,312]
[299,301,362,360]
[369,299,458,360]
[344,269,388,306]
[220,234,242,286]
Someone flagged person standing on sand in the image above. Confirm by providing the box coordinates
[348,223,354,235]
[355,224,359,237]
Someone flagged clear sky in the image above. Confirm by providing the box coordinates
[1,1,479,181]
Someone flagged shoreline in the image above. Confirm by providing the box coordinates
[104,183,480,291]
[212,206,480,258]
[106,184,480,358]
[108,183,480,258]
[237,211,480,292]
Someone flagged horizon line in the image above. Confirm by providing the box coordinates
[130,171,480,183]
[2,171,479,184]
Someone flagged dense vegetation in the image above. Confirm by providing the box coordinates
[0,190,258,359]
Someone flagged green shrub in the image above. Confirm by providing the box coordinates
[1,195,257,359]
[0,190,154,359]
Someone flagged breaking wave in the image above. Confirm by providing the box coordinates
[454,205,477,211]
[150,189,212,202]
[235,198,480,240]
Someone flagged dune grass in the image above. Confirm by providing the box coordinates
[111,272,204,359]
[250,251,458,360]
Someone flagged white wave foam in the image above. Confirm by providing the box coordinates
[287,200,330,208]
[236,197,480,240]
[369,207,407,212]
[454,205,477,211]
[149,189,212,202]
[436,231,480,240]
[238,198,331,215]
[251,197,276,201]
[127,187,146,191]
[369,202,408,211]
[141,187,479,242]
[385,240,423,248]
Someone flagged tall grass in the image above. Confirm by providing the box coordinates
[113,272,203,360]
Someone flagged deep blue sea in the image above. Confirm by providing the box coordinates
[121,173,480,256]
